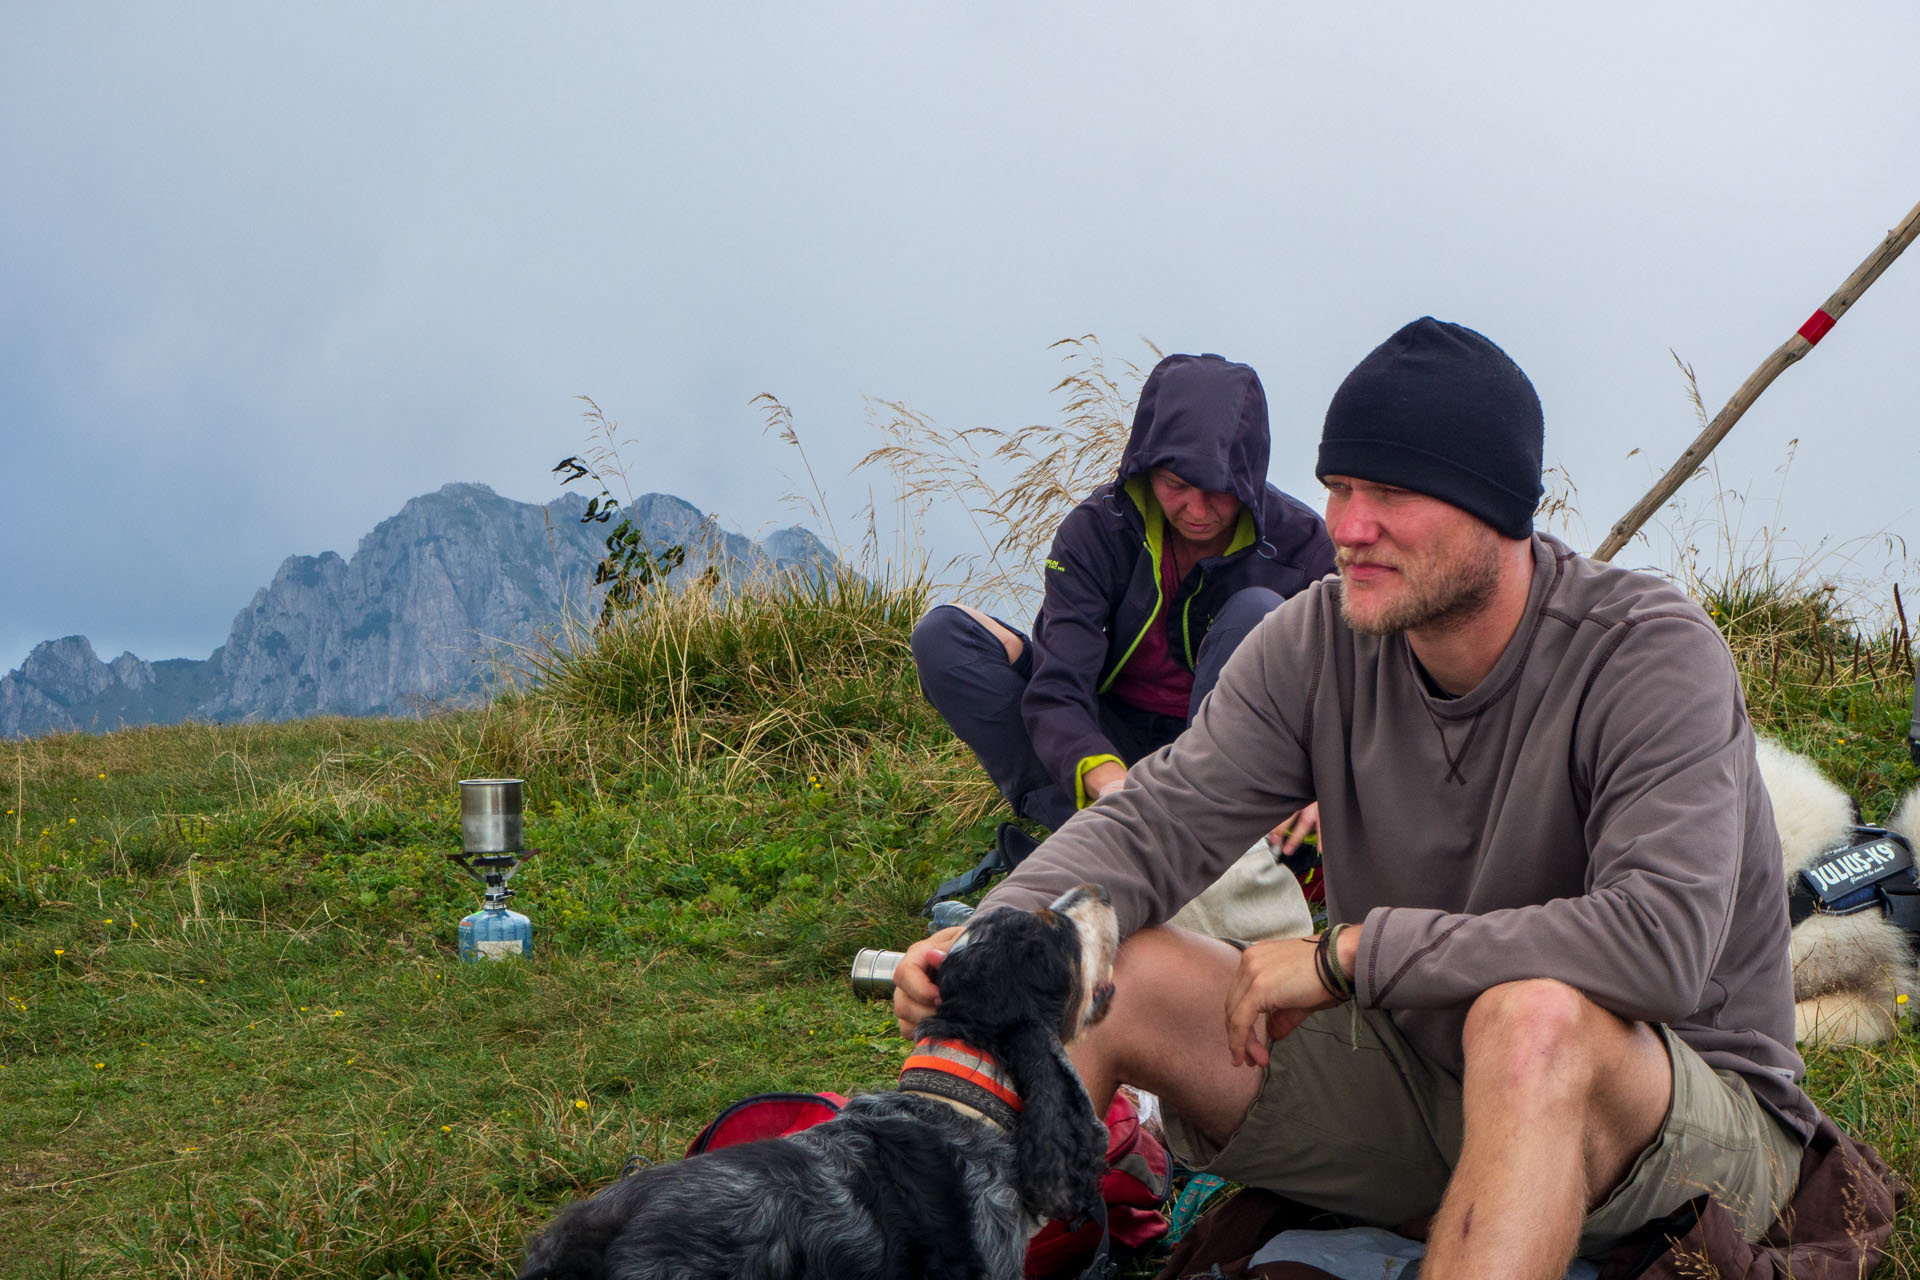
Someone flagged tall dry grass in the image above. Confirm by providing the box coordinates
[1630,366,1915,739]
[856,335,1154,611]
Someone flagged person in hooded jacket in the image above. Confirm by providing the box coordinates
[912,352,1335,834]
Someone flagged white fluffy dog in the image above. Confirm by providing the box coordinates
[1753,738,1918,1045]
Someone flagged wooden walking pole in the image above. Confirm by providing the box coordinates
[1594,198,1920,562]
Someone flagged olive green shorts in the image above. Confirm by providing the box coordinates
[1163,1006,1803,1257]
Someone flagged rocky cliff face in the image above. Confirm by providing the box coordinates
[1,483,833,738]
[0,637,225,739]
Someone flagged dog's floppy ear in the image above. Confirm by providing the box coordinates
[1001,1021,1109,1227]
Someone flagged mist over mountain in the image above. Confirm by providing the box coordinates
[0,483,833,739]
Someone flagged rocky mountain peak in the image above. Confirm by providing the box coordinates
[1,485,835,738]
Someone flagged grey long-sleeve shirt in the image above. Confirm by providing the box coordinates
[981,534,1816,1138]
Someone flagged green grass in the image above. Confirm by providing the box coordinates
[3,707,997,1278]
[3,559,1917,1278]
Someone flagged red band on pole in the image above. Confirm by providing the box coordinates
[1797,309,1837,345]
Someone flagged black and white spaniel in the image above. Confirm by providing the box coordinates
[517,884,1121,1280]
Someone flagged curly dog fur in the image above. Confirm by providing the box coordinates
[517,884,1120,1280]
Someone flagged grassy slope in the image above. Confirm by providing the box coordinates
[2,567,1916,1279]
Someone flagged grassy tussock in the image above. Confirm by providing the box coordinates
[478,553,1004,832]
[510,564,948,783]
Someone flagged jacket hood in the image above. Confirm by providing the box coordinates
[1116,353,1271,523]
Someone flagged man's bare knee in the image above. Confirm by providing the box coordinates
[1464,979,1594,1056]
[1461,980,1629,1102]
[1460,979,1669,1188]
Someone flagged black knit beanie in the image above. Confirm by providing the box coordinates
[1315,318,1543,538]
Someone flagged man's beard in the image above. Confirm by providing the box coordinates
[1337,535,1504,637]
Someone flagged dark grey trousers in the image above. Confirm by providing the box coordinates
[910,588,1283,830]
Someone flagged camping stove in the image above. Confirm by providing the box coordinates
[448,778,534,961]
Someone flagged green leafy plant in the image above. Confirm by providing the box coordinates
[553,398,686,628]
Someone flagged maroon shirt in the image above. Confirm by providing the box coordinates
[1104,549,1196,719]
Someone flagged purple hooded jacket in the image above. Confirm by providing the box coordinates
[1025,353,1334,803]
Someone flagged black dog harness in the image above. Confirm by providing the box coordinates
[1786,825,1920,938]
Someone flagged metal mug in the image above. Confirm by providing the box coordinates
[459,778,524,854]
[848,949,906,1001]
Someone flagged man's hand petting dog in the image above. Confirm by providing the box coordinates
[908,919,1362,1063]
[1224,925,1360,1067]
[893,924,963,1036]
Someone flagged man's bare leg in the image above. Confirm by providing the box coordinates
[1067,926,1268,1145]
[1421,979,1671,1280]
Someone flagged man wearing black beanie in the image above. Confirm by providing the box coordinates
[1318,316,1545,540]
[895,318,1860,1278]
[1313,318,1547,648]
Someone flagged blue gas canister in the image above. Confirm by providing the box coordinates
[459,903,533,961]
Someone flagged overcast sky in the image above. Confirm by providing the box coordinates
[4,3,1916,676]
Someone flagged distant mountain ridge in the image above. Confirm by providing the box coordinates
[0,483,833,739]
